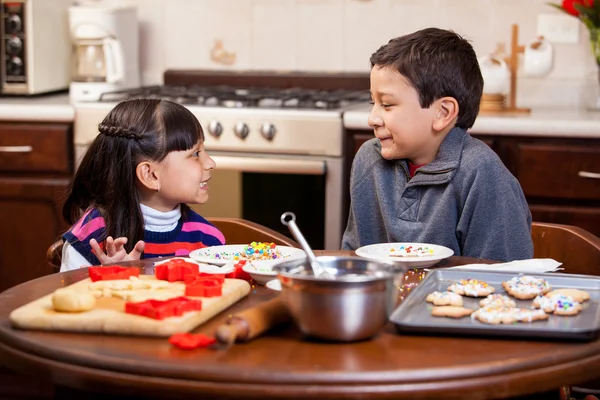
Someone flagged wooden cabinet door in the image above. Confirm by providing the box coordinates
[0,176,70,292]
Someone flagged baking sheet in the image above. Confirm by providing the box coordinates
[390,269,600,341]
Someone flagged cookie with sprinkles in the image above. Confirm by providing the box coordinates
[425,291,463,306]
[532,293,583,316]
[502,276,552,300]
[472,306,548,325]
[479,294,516,309]
[431,306,474,318]
[447,279,495,297]
[545,288,590,303]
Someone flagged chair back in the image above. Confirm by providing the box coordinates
[47,217,300,273]
[532,222,600,276]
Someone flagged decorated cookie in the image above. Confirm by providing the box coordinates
[501,276,552,300]
[472,306,548,325]
[426,291,464,306]
[532,293,583,316]
[447,279,495,297]
[545,288,590,303]
[431,306,474,318]
[479,294,517,309]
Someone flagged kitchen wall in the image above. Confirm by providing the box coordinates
[85,0,597,109]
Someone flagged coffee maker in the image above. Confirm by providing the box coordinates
[68,5,140,103]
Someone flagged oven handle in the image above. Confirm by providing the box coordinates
[211,155,326,175]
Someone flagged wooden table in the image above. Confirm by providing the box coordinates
[0,251,598,400]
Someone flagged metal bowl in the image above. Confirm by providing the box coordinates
[272,256,404,342]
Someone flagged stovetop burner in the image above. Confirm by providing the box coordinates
[98,85,371,110]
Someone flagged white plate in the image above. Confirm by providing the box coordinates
[355,242,454,269]
[265,279,282,291]
[153,257,235,274]
[242,263,277,285]
[189,245,305,268]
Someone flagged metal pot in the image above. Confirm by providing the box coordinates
[272,256,404,342]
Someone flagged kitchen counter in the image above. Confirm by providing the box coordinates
[343,103,600,138]
[0,93,73,122]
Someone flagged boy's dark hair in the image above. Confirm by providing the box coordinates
[370,27,483,129]
[63,99,204,252]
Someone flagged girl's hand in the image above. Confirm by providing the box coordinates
[90,236,145,264]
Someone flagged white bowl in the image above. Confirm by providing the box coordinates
[241,263,276,285]
[355,242,454,269]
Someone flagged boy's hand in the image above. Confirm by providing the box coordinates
[90,236,145,264]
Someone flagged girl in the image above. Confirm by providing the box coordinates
[60,99,225,272]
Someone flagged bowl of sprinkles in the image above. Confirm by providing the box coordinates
[355,242,454,269]
[189,242,306,271]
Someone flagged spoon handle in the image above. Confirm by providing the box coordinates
[280,212,324,275]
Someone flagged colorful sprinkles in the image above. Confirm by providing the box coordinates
[389,246,434,257]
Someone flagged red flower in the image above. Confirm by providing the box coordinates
[562,0,594,16]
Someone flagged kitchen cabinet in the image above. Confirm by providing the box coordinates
[0,122,73,292]
[344,129,600,238]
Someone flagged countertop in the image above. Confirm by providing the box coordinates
[343,103,600,139]
[0,93,73,122]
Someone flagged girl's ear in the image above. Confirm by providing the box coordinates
[136,161,160,191]
[432,97,459,132]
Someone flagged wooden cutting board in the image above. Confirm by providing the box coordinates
[10,276,251,337]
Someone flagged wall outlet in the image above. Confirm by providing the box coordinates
[537,13,580,44]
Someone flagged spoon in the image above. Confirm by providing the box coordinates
[280,212,333,280]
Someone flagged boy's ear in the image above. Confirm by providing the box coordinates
[136,161,160,191]
[432,97,459,132]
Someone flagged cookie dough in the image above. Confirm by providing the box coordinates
[52,288,96,313]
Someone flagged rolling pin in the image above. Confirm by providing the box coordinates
[215,297,291,346]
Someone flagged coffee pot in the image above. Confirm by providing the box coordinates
[72,34,124,84]
[68,5,139,103]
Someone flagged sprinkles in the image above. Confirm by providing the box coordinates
[389,246,434,258]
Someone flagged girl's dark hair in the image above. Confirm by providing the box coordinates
[370,28,483,129]
[63,99,205,251]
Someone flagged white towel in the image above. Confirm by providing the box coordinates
[449,258,563,273]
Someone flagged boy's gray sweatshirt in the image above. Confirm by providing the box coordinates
[342,127,534,262]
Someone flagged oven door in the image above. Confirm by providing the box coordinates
[190,151,344,250]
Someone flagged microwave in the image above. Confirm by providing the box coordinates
[0,0,72,95]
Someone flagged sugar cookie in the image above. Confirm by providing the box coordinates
[431,306,474,318]
[447,279,495,297]
[532,294,583,316]
[479,294,516,309]
[501,276,551,300]
[472,306,548,325]
[426,291,464,306]
[545,288,590,303]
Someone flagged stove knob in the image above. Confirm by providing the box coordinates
[6,36,22,54]
[6,15,22,34]
[234,122,249,140]
[7,57,23,76]
[208,120,223,138]
[260,123,276,141]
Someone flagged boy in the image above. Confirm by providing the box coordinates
[342,28,533,262]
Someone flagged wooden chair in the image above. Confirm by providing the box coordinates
[531,222,600,400]
[47,217,300,273]
[531,221,600,276]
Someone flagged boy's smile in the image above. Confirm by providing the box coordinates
[368,65,444,165]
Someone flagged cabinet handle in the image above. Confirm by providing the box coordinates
[578,171,600,179]
[0,145,33,153]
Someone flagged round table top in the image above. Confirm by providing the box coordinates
[1,252,599,400]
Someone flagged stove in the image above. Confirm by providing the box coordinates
[98,85,371,111]
[73,70,370,250]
